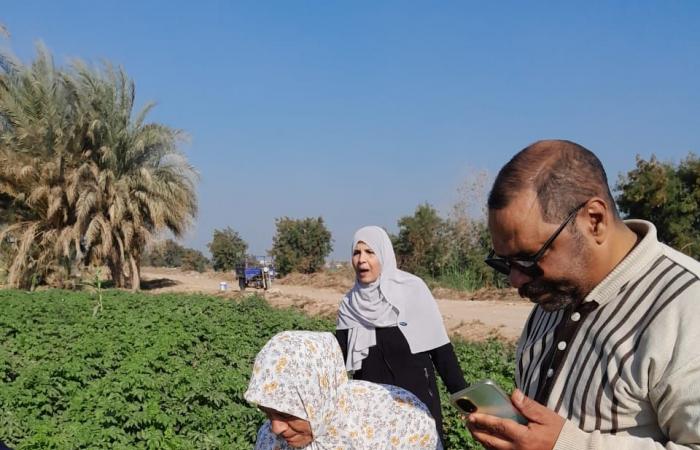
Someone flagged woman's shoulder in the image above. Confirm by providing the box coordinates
[346,380,430,414]
[391,271,436,302]
[341,381,439,447]
[389,269,427,289]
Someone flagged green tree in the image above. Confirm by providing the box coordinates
[393,203,452,277]
[207,227,247,272]
[616,153,700,259]
[270,217,332,276]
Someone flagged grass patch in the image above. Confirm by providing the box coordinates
[429,266,509,293]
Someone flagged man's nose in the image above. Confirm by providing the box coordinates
[509,266,533,289]
[270,419,288,435]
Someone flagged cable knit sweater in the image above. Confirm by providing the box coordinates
[515,220,700,449]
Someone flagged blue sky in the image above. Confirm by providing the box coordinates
[3,1,699,260]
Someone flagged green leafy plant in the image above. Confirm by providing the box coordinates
[0,290,513,449]
[80,267,104,317]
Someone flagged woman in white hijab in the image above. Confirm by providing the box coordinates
[336,225,467,446]
[245,330,443,450]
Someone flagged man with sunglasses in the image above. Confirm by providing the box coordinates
[467,140,700,450]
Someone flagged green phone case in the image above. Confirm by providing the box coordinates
[449,379,528,425]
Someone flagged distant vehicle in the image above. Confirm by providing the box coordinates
[235,256,275,291]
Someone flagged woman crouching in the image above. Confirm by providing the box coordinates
[245,330,442,449]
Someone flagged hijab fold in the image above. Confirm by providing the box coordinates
[337,226,449,371]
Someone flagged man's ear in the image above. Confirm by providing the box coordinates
[582,198,608,244]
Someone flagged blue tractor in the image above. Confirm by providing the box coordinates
[235,256,276,291]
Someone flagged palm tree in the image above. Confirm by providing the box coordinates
[0,45,197,290]
[0,45,84,288]
[66,62,198,290]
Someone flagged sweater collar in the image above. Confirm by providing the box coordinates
[582,220,662,306]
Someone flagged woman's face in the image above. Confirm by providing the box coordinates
[352,241,382,284]
[260,406,313,448]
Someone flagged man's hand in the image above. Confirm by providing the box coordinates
[466,389,565,450]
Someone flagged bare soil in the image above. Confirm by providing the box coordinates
[140,267,533,342]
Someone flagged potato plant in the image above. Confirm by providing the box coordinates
[0,290,513,449]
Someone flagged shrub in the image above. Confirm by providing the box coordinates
[180,249,209,272]
[393,204,452,278]
[393,203,507,290]
[616,153,700,259]
[207,227,247,272]
[142,241,208,273]
[142,240,188,267]
[270,217,333,276]
[439,220,508,290]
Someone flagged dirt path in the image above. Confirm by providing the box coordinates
[141,267,533,342]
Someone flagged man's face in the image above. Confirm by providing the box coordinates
[487,191,592,311]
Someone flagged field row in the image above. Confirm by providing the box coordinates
[0,291,514,449]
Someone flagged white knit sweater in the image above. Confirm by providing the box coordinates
[515,220,700,450]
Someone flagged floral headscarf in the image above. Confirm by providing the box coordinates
[245,331,443,450]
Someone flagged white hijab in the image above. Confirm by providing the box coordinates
[245,331,442,450]
[336,226,449,371]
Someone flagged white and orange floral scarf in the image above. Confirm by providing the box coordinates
[244,331,442,450]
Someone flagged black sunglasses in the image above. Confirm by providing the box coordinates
[485,201,588,277]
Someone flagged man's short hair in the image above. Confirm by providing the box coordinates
[488,140,619,222]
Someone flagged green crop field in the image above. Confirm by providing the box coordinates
[0,290,514,449]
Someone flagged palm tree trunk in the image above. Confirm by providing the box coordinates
[107,258,125,288]
[129,254,140,291]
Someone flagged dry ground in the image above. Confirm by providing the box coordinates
[141,266,533,342]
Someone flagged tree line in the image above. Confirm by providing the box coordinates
[141,218,333,277]
[192,153,700,292]
[2,46,698,292]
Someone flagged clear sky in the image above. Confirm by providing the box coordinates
[3,1,699,260]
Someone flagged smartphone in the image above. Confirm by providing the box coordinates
[450,379,528,425]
